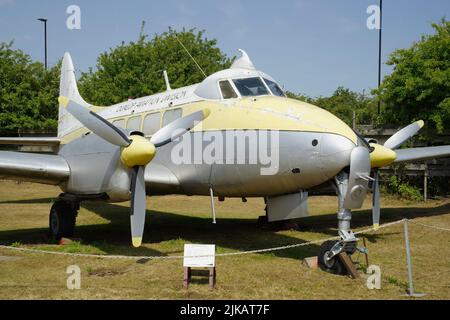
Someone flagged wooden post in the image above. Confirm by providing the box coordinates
[338,252,360,279]
[209,267,216,290]
[352,110,356,130]
[362,237,369,268]
[423,165,428,202]
[183,267,191,289]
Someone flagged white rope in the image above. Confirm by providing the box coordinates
[408,220,450,232]
[0,218,407,260]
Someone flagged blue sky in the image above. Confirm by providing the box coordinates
[1,0,448,97]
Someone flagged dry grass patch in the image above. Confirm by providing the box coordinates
[0,180,449,299]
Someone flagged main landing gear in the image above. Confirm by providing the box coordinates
[49,194,79,239]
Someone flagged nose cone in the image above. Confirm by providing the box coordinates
[319,133,356,176]
[370,143,397,168]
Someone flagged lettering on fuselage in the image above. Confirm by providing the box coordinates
[115,90,188,113]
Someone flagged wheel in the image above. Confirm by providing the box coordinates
[49,200,77,239]
[318,240,348,275]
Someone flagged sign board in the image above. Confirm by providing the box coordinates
[183,244,215,267]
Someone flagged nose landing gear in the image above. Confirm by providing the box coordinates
[318,231,358,275]
[318,172,362,276]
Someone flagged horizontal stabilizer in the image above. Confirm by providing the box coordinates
[395,145,450,163]
[0,137,60,146]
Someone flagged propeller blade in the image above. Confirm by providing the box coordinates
[130,166,147,247]
[58,96,131,147]
[343,146,371,210]
[372,169,380,230]
[150,109,210,147]
[384,120,424,150]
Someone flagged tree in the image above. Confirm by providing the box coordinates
[377,19,450,132]
[79,28,233,105]
[0,42,59,134]
[287,88,376,127]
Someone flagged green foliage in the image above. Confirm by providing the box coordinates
[78,27,232,105]
[385,275,409,291]
[10,241,22,247]
[385,175,422,201]
[286,87,377,127]
[376,19,450,132]
[0,42,59,133]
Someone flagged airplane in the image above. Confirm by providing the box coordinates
[1,49,449,275]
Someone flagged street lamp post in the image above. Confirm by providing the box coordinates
[37,18,48,71]
[377,0,383,114]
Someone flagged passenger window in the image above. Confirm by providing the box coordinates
[219,80,238,99]
[143,113,161,136]
[162,108,182,127]
[112,119,125,129]
[127,116,142,131]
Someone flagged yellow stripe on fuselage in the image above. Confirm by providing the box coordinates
[59,96,357,145]
[185,96,357,143]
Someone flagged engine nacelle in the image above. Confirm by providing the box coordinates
[59,133,132,202]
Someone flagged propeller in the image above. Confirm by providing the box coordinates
[366,120,425,229]
[58,96,210,247]
[384,120,424,150]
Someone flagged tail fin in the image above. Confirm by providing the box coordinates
[58,52,90,138]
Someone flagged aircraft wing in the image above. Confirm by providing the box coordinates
[394,145,450,163]
[0,137,60,146]
[0,151,70,185]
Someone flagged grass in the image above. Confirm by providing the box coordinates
[0,180,449,299]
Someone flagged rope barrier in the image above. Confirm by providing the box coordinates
[0,217,447,260]
[0,219,406,260]
[408,220,450,232]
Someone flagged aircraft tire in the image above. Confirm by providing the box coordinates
[318,240,348,276]
[49,200,77,239]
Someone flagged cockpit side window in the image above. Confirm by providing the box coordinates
[264,78,285,97]
[232,77,269,97]
[219,80,238,99]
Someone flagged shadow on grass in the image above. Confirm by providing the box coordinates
[0,197,57,205]
[0,199,448,260]
[297,202,450,243]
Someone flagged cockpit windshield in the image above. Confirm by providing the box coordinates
[263,78,285,97]
[232,77,269,97]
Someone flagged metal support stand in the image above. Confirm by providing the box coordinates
[403,219,426,297]
[209,187,216,224]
